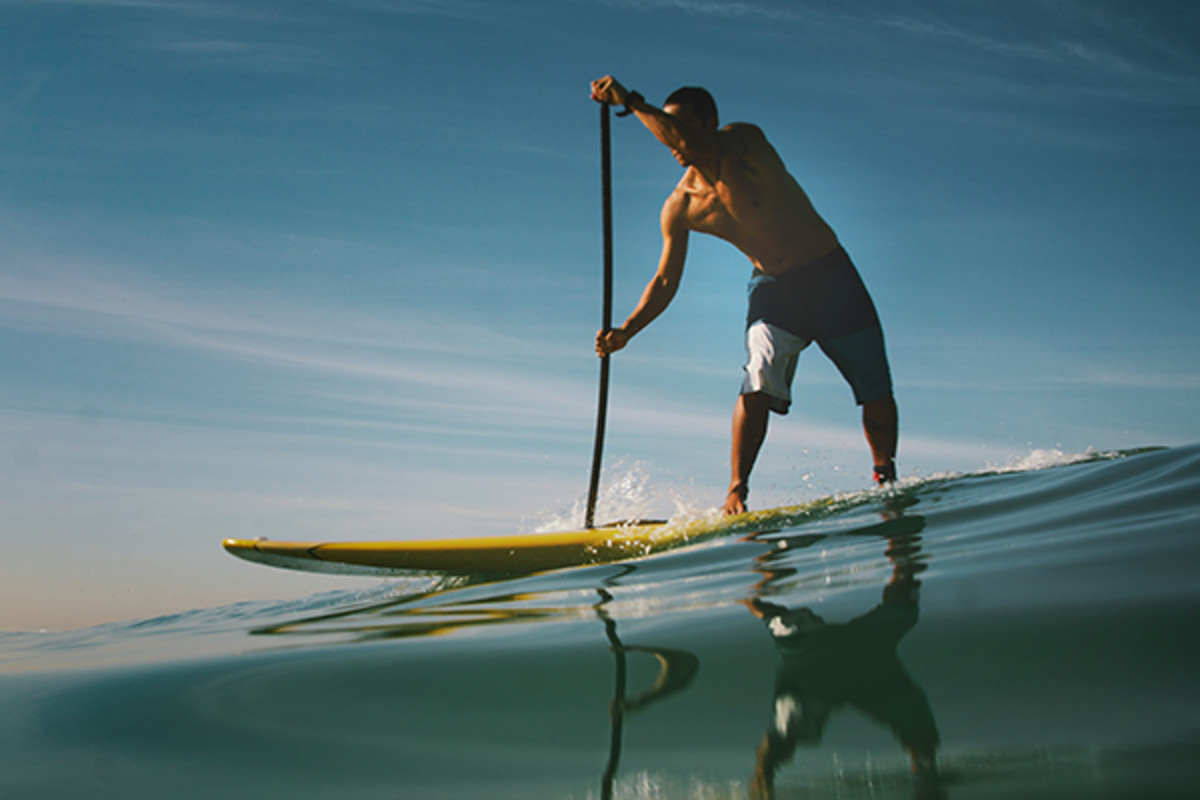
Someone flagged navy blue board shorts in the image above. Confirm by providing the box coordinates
[742,245,893,414]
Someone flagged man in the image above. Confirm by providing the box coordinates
[590,76,898,516]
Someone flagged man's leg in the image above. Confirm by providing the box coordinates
[726,392,773,515]
[863,395,898,483]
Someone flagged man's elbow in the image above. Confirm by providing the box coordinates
[654,274,682,303]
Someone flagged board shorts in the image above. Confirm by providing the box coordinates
[742,245,892,414]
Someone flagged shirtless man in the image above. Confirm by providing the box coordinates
[590,76,898,515]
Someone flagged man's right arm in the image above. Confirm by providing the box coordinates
[590,75,717,164]
[629,100,719,163]
[596,191,690,357]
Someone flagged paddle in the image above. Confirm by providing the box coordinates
[585,102,615,529]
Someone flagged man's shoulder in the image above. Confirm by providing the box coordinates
[719,122,786,173]
[720,121,764,135]
[718,122,768,151]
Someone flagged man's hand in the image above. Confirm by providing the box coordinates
[590,75,629,107]
[595,327,630,357]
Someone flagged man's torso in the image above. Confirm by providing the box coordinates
[670,124,839,275]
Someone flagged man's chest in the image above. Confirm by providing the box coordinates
[681,182,737,238]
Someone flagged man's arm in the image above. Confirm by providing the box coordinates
[629,100,719,164]
[596,192,690,357]
[590,75,718,164]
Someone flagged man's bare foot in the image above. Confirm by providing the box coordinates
[723,484,748,516]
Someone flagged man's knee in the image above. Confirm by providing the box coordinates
[741,391,775,411]
[863,393,895,413]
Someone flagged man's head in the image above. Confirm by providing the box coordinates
[663,86,718,129]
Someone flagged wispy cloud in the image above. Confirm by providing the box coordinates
[0,228,606,447]
[589,0,1199,124]
[1060,369,1200,392]
[141,35,326,74]
[611,0,787,18]
[4,0,214,7]
[871,3,1200,101]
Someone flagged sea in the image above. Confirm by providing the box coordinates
[2,444,1199,799]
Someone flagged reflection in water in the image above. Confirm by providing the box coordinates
[595,583,700,799]
[249,579,576,641]
[747,504,945,799]
[240,499,943,797]
[248,570,702,799]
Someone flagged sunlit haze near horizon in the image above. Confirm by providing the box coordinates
[2,0,1197,630]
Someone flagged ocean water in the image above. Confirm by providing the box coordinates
[2,445,1199,799]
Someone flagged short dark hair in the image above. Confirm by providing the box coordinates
[663,86,718,126]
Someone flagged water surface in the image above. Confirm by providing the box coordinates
[3,445,1199,799]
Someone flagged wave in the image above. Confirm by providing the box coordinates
[3,444,1195,671]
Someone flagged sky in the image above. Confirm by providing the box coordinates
[2,0,1197,631]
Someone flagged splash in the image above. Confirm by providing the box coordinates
[531,460,706,532]
[990,446,1119,474]
[528,448,1143,535]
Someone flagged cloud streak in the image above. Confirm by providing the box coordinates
[0,231,608,449]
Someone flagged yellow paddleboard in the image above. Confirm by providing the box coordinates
[224,519,700,576]
[222,494,854,576]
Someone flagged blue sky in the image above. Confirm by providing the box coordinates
[2,0,1197,630]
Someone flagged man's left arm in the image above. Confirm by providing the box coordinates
[595,189,690,357]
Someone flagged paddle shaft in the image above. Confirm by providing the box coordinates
[585,103,614,529]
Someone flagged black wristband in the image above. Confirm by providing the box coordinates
[617,91,643,117]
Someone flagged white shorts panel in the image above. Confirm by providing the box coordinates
[741,321,810,414]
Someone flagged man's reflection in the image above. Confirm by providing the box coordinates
[746,515,943,799]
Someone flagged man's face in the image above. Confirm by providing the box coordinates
[663,103,714,166]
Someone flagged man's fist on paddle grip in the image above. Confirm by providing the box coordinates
[590,75,629,107]
[595,327,630,357]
